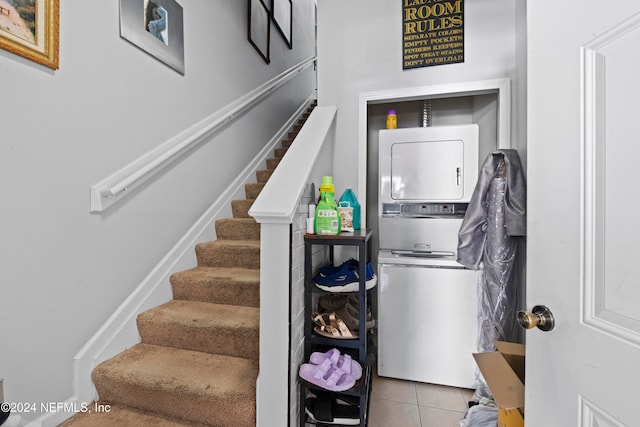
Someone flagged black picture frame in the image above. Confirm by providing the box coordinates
[248,0,270,64]
[272,0,292,49]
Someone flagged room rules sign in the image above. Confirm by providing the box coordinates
[402,0,464,69]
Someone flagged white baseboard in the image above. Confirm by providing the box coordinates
[4,414,22,427]
[27,95,316,427]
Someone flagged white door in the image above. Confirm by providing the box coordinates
[527,1,640,426]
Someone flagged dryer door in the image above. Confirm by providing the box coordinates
[379,125,479,205]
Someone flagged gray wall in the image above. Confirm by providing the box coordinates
[0,1,316,421]
[317,0,527,198]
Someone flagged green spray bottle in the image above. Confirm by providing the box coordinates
[314,176,341,235]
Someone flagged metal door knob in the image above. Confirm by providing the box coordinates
[517,305,555,331]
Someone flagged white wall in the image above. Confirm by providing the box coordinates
[0,1,316,422]
[316,0,527,195]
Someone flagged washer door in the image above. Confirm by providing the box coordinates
[377,263,478,388]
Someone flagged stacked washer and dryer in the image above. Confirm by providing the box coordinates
[377,124,480,389]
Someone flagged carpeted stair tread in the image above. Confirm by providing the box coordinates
[171,267,259,307]
[137,300,259,359]
[195,240,260,270]
[244,182,264,199]
[266,158,281,170]
[231,199,255,218]
[274,147,288,158]
[92,343,257,427]
[215,218,259,241]
[59,402,207,427]
[256,169,273,183]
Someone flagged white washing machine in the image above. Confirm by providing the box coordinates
[377,249,478,388]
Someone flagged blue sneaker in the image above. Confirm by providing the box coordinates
[318,258,358,278]
[315,261,377,293]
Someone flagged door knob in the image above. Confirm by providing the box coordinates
[517,305,555,331]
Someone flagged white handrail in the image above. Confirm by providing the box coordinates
[249,106,337,223]
[90,56,316,213]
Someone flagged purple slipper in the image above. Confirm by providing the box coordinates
[310,348,362,380]
[299,358,356,392]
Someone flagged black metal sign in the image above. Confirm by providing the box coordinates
[402,0,464,69]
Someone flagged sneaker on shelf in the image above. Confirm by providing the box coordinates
[318,258,358,278]
[315,261,377,293]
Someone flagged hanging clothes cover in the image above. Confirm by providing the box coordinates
[456,149,527,401]
[457,149,527,270]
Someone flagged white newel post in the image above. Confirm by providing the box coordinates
[255,221,291,427]
[249,106,337,426]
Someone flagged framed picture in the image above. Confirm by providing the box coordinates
[262,0,271,14]
[0,0,59,69]
[248,0,270,64]
[119,0,185,74]
[272,0,292,49]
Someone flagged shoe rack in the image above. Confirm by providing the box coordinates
[301,229,374,426]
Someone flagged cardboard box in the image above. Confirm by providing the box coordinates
[473,341,525,427]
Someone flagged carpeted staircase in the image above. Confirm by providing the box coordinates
[60,103,315,427]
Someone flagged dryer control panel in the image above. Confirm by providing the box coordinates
[381,202,468,217]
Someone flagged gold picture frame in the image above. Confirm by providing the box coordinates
[0,0,59,69]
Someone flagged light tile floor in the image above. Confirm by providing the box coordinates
[368,371,473,427]
[303,370,474,426]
